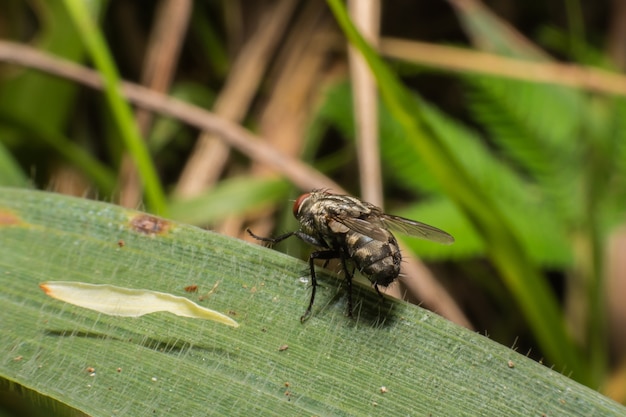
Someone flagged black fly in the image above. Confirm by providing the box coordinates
[247,190,454,321]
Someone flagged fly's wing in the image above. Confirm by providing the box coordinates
[328,198,454,244]
[380,214,454,244]
[330,214,391,241]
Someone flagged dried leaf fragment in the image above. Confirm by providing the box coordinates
[39,281,238,327]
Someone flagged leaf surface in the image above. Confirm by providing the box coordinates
[0,188,623,416]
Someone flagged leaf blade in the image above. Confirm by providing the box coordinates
[0,188,623,416]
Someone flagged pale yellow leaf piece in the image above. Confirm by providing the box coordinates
[39,281,239,327]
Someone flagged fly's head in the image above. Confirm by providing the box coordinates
[292,192,319,236]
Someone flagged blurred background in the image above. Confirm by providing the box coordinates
[0,0,625,402]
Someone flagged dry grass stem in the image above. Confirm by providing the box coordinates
[175,0,297,198]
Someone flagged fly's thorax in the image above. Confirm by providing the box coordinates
[294,191,372,218]
[345,229,402,287]
[313,192,373,219]
[294,192,342,236]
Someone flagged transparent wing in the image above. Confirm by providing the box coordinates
[332,216,390,241]
[381,214,454,244]
[332,213,454,245]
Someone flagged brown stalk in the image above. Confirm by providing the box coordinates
[0,40,341,192]
[223,0,332,240]
[347,0,400,301]
[348,0,382,207]
[174,0,297,198]
[607,0,626,70]
[380,38,626,96]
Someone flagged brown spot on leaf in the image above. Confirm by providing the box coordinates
[130,214,169,235]
[0,210,21,226]
[184,284,198,293]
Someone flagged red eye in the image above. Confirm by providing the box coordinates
[293,193,311,218]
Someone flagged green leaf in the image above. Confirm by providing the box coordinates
[413,98,574,267]
[1,188,624,416]
[466,77,584,222]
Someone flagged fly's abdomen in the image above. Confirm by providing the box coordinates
[345,230,402,287]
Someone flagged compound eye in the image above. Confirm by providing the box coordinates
[293,193,311,218]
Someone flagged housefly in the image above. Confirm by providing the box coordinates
[247,190,454,321]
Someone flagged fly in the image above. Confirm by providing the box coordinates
[247,190,454,321]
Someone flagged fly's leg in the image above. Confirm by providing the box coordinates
[301,250,340,323]
[338,252,355,318]
[247,229,326,247]
[246,228,296,244]
[249,227,337,322]
[373,283,383,298]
